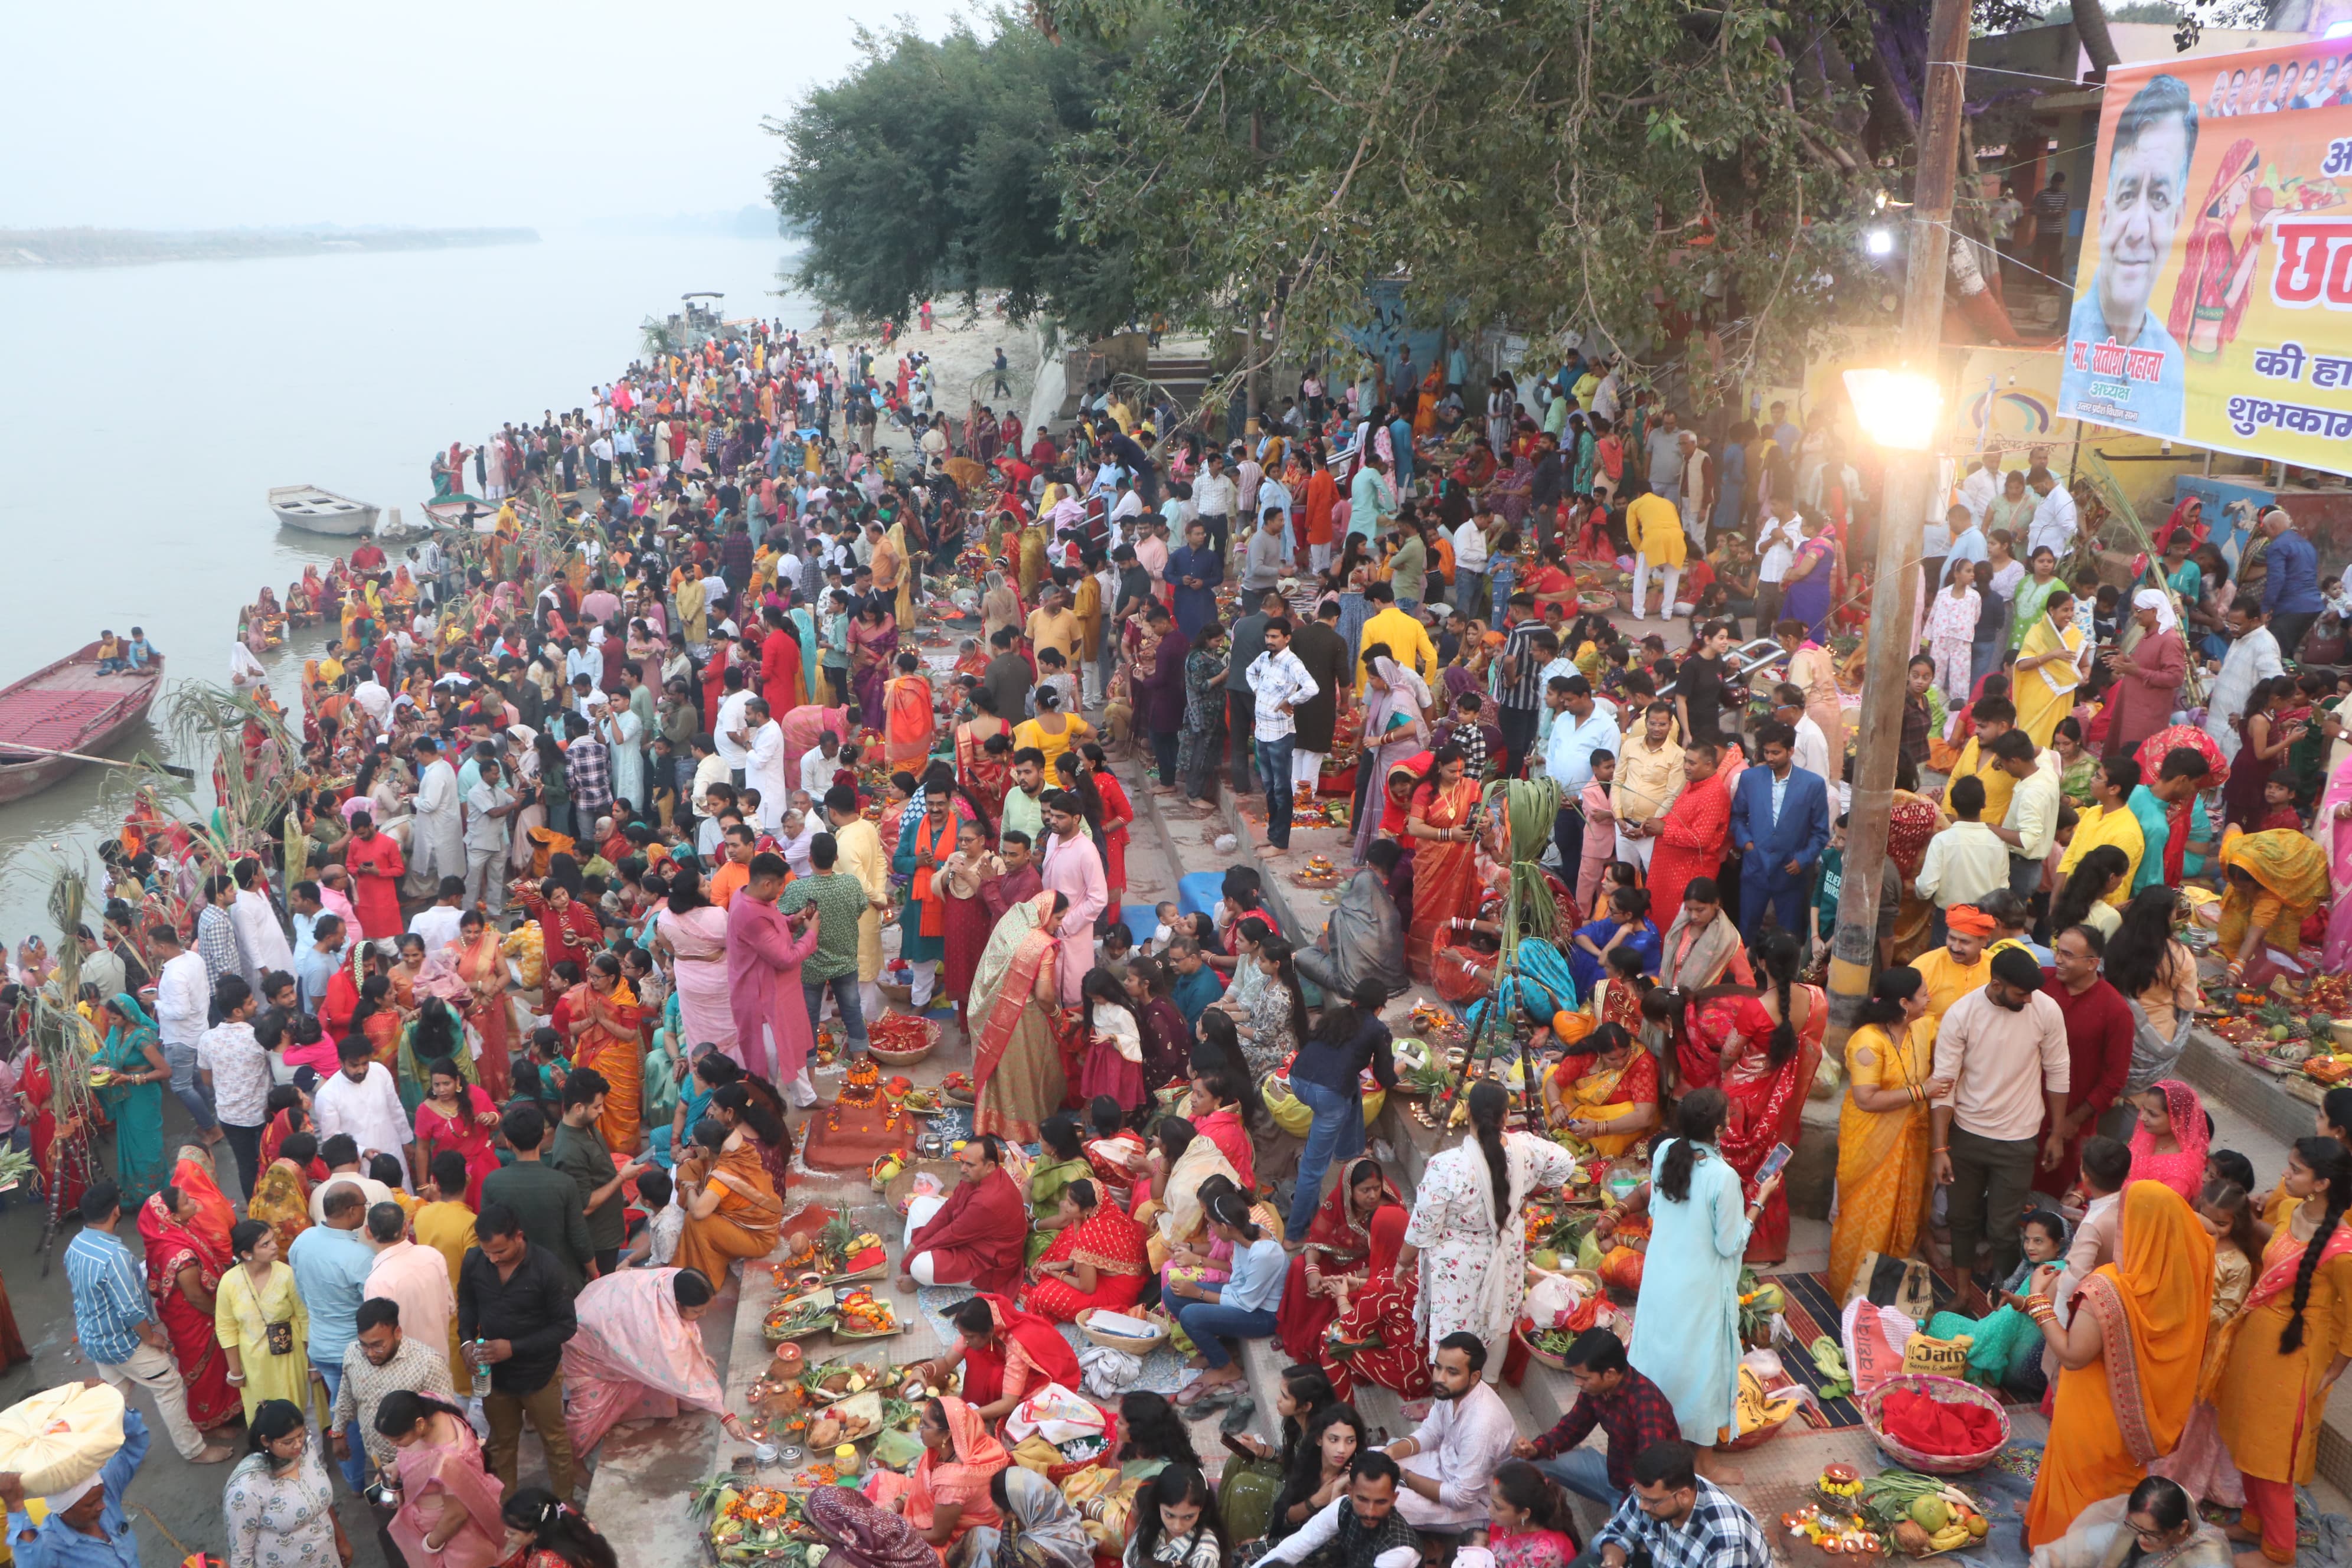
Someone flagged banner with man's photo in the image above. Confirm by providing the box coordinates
[2057,40,2352,473]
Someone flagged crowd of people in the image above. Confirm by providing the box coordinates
[1,319,2349,1568]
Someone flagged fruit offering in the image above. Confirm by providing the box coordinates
[836,1287,900,1338]
[1780,1504,1883,1557]
[1856,1471,1991,1556]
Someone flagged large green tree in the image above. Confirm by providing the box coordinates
[765,18,1137,335]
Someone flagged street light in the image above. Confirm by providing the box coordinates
[1841,368,1944,452]
[1864,227,1895,257]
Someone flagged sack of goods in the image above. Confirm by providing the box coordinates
[0,1383,126,1498]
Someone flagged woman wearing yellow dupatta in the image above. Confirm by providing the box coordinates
[2217,826,2331,985]
[1018,521,1048,601]
[887,520,916,627]
[2211,1138,2352,1563]
[971,890,1067,1144]
[2013,592,2091,748]
[871,520,906,615]
[674,1116,786,1280]
[2023,1181,2214,1547]
[1825,968,1948,1299]
[1133,1117,1241,1273]
[566,952,645,1154]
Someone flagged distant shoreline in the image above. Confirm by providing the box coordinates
[0,226,540,268]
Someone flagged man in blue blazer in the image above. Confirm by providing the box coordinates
[1727,719,1832,946]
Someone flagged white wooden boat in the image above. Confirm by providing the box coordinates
[267,484,379,536]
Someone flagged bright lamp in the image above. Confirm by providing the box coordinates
[1841,369,1944,452]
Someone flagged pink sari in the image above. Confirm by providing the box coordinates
[2321,749,2352,973]
[561,1268,728,1456]
[658,904,737,1053]
[2126,1079,2212,1203]
[388,1419,508,1568]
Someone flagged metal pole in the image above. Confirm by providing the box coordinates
[1824,0,1972,1047]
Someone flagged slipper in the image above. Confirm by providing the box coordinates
[1174,1377,1215,1407]
[1217,1395,1259,1435]
[1187,1381,1240,1414]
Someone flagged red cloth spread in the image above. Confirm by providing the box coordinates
[1879,1389,2001,1456]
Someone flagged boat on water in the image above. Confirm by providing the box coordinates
[0,642,166,805]
[419,493,501,533]
[267,484,380,536]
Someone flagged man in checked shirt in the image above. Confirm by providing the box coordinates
[1589,1439,1772,1568]
[1514,1327,1680,1514]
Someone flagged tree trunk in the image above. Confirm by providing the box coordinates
[2070,0,2120,79]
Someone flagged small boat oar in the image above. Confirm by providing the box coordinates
[0,741,195,780]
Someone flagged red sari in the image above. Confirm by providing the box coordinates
[1095,769,1134,922]
[22,1054,89,1218]
[1703,985,1826,1263]
[956,718,1013,821]
[1278,1172,1403,1363]
[453,929,514,1102]
[1404,778,1484,981]
[1021,1204,1151,1322]
[1317,1207,1430,1401]
[137,1190,241,1429]
[414,1086,501,1208]
[884,672,937,766]
[958,1293,1084,1406]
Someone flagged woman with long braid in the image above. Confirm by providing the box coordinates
[1604,1088,1781,1464]
[2213,1138,2352,1565]
[1695,931,1825,1265]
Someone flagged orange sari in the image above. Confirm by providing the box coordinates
[885,672,937,765]
[1404,779,1484,981]
[453,930,512,1102]
[674,1138,785,1280]
[2024,1183,2214,1546]
[569,979,643,1154]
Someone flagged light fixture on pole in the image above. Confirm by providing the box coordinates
[1841,368,1945,452]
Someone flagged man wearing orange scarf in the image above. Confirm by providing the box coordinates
[893,790,957,1014]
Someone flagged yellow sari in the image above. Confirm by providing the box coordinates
[886,521,915,626]
[2218,827,2332,962]
[1550,1047,1660,1157]
[675,1138,785,1279]
[2014,612,2086,748]
[1826,1020,1933,1300]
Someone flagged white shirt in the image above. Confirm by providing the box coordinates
[1246,648,1318,742]
[2206,628,2284,760]
[464,779,514,853]
[1193,471,1237,520]
[312,1064,414,1185]
[197,1021,273,1126]
[800,749,840,796]
[1451,518,1489,573]
[408,904,463,953]
[1386,1381,1520,1531]
[746,719,789,832]
[1958,464,2001,530]
[2028,485,2079,558]
[713,690,756,766]
[1792,714,1831,784]
[1913,819,2013,911]
[1755,512,1799,583]
[310,1174,396,1227]
[156,949,211,1047]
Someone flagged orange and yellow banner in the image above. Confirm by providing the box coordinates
[2060,40,2352,472]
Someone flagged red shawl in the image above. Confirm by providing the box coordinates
[961,1292,1084,1406]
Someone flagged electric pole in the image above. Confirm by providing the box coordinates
[1823,0,1973,1046]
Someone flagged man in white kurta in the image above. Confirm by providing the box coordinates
[744,701,790,834]
[312,1047,416,1188]
[405,739,465,895]
[2204,605,2284,762]
[1038,795,1106,1005]
[230,871,295,987]
[1381,1342,1519,1531]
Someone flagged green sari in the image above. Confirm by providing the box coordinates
[2008,573,2064,651]
[96,994,167,1206]
[1025,1157,1096,1266]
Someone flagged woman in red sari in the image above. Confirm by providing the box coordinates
[450,909,514,1103]
[1084,744,1133,926]
[1698,932,1825,1265]
[22,1049,90,1219]
[910,1295,1084,1420]
[1278,1160,1402,1363]
[413,1059,501,1208]
[2166,139,2269,361]
[1404,747,1485,981]
[138,1183,241,1430]
[1022,1178,1150,1322]
[1317,1205,1430,1401]
[567,953,645,1154]
[884,652,937,766]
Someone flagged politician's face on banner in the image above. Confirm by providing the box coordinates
[2096,99,2192,339]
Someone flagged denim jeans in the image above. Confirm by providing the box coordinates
[309,1357,370,1491]
[1534,1446,1623,1514]
[1150,730,1181,786]
[1285,1073,1366,1237]
[802,972,869,1053]
[1259,734,1295,849]
[1453,570,1487,622]
[1171,1301,1278,1368]
[165,1041,218,1133]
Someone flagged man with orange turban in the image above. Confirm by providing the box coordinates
[1910,905,1994,1037]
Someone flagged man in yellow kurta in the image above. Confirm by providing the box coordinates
[1354,582,1439,695]
[1073,570,1104,702]
[2057,766,2145,908]
[825,789,893,1019]
[1626,491,1685,622]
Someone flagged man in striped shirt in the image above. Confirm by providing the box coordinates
[64,1182,231,1464]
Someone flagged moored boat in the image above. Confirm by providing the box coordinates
[267,484,379,536]
[0,642,167,804]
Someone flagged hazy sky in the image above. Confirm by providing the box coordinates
[3,0,976,231]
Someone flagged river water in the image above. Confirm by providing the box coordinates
[0,234,814,945]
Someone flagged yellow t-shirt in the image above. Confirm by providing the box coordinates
[2057,802,2144,907]
[1014,715,1095,775]
[1907,945,1991,1036]
[1948,737,2016,825]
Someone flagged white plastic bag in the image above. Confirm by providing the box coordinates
[1004,1383,1107,1448]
